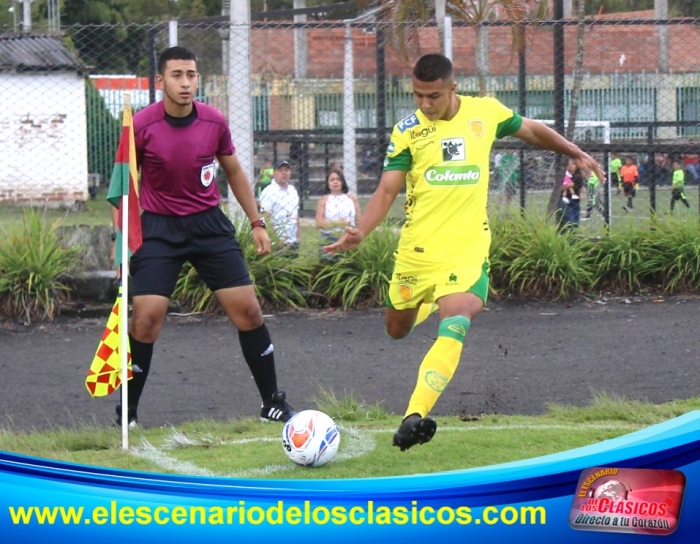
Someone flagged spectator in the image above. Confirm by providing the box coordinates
[254,158,274,200]
[684,139,699,183]
[558,159,585,231]
[671,159,691,212]
[620,155,639,212]
[315,169,362,248]
[582,170,604,220]
[610,151,622,195]
[644,152,671,187]
[359,145,378,176]
[258,159,300,256]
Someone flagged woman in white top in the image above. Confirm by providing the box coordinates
[315,169,362,245]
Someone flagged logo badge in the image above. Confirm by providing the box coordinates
[425,370,448,392]
[569,467,686,536]
[397,114,419,133]
[469,120,485,139]
[441,138,466,161]
[398,284,412,301]
[425,165,481,186]
[200,163,215,187]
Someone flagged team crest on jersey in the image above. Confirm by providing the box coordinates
[397,114,419,133]
[200,163,216,187]
[469,120,485,139]
[398,283,412,301]
[442,138,466,162]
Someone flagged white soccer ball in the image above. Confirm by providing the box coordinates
[282,410,340,467]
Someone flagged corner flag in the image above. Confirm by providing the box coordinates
[85,287,132,397]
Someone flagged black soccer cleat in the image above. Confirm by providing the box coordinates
[392,413,437,451]
[115,405,138,429]
[260,391,296,423]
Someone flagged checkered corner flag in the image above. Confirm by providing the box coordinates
[85,287,133,397]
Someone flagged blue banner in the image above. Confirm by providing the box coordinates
[2,412,700,543]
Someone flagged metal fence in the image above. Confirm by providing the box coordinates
[2,14,700,226]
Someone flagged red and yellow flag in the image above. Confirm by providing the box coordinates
[85,288,133,397]
[107,102,142,266]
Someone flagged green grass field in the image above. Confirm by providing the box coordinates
[1,394,699,479]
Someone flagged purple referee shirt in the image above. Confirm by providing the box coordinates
[133,101,235,216]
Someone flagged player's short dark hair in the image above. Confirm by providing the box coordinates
[413,54,454,83]
[158,46,197,74]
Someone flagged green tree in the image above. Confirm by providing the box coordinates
[366,0,548,96]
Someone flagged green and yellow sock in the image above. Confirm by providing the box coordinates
[404,315,471,418]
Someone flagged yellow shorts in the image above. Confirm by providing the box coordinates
[386,257,490,310]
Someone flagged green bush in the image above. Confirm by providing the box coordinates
[0,210,78,324]
[490,212,593,299]
[643,216,700,293]
[587,223,654,293]
[310,223,398,309]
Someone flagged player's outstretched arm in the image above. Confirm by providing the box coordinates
[323,169,406,254]
[515,118,606,183]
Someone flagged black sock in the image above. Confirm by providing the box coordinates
[121,335,153,413]
[239,324,278,403]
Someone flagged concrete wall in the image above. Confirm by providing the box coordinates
[0,72,89,206]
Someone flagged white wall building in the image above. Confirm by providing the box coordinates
[0,35,88,207]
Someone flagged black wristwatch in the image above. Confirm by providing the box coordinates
[251,218,267,230]
[110,232,117,241]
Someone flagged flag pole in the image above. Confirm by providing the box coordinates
[120,91,132,450]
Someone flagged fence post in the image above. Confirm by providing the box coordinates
[375,24,387,179]
[518,25,527,213]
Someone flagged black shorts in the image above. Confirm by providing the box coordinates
[129,207,252,297]
[622,182,636,197]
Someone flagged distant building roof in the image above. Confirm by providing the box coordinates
[0,34,84,73]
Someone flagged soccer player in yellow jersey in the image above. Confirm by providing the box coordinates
[324,53,605,451]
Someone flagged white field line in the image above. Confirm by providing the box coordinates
[131,422,638,477]
[368,423,643,434]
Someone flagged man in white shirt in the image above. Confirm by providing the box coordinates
[258,159,300,255]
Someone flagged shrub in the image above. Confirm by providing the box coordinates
[0,209,78,324]
[587,223,654,293]
[490,211,593,299]
[643,216,700,293]
[310,223,398,309]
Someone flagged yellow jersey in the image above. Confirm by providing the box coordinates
[384,95,521,263]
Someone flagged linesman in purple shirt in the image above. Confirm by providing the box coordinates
[111,46,295,427]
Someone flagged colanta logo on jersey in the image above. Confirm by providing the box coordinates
[397,114,419,133]
[425,165,481,185]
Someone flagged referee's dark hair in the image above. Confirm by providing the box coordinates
[158,46,197,74]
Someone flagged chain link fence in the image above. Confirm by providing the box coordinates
[2,13,700,228]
